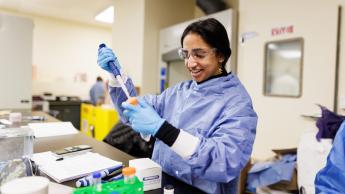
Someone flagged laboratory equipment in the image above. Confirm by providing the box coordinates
[122,167,136,184]
[98,44,131,99]
[129,158,162,191]
[127,97,138,106]
[163,185,174,194]
[76,165,123,187]
[53,145,92,158]
[8,112,22,123]
[93,172,102,192]
[0,127,34,186]
[73,176,143,194]
[80,103,119,141]
[0,176,49,194]
[106,174,123,182]
[0,127,34,162]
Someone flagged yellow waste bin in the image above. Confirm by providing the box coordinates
[80,103,95,137]
[80,103,119,141]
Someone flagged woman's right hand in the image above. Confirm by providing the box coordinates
[97,46,121,73]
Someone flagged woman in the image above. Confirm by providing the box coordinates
[98,18,257,194]
[315,120,345,193]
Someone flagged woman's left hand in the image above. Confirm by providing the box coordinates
[122,98,165,136]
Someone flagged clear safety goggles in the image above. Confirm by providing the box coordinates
[178,48,216,61]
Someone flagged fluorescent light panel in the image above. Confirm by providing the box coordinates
[95,6,114,23]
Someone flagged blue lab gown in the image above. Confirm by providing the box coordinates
[246,154,296,192]
[315,121,345,194]
[110,73,257,194]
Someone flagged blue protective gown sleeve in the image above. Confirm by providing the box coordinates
[315,121,345,194]
[246,155,296,192]
[109,78,137,124]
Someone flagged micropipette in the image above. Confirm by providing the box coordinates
[99,43,131,99]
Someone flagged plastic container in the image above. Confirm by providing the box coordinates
[0,127,34,185]
[92,172,102,192]
[126,97,138,106]
[9,112,22,123]
[73,176,143,194]
[164,184,174,194]
[80,103,119,141]
[0,127,34,161]
[0,176,49,194]
[122,167,136,184]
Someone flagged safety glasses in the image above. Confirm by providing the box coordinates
[178,48,216,61]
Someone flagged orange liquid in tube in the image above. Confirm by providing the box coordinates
[126,97,138,106]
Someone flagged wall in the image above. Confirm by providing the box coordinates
[195,0,239,74]
[336,1,345,115]
[142,0,195,95]
[112,0,145,90]
[237,0,341,159]
[111,0,195,95]
[32,17,112,100]
[0,8,112,100]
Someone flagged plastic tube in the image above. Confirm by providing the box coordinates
[92,172,102,192]
[122,167,136,184]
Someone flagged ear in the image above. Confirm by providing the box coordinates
[217,53,225,63]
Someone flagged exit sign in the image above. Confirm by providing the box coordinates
[271,25,294,36]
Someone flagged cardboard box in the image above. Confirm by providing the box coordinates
[129,158,162,191]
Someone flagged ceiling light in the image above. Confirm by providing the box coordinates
[95,6,114,23]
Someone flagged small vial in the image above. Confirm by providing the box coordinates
[122,167,136,184]
[92,171,102,192]
[164,184,174,194]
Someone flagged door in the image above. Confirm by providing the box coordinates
[238,1,339,159]
[0,14,33,109]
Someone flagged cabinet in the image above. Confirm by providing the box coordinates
[80,103,119,141]
[49,100,81,129]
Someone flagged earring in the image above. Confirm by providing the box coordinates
[217,57,224,74]
[217,66,223,74]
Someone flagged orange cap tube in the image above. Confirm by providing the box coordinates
[122,167,136,176]
[126,97,138,106]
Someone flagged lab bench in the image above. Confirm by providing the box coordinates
[31,111,161,194]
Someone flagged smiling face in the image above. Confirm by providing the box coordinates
[182,32,223,82]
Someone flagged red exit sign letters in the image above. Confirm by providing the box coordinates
[271,25,294,36]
